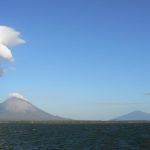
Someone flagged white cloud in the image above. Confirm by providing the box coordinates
[0,25,25,75]
[0,44,13,61]
[0,26,25,47]
[8,92,28,101]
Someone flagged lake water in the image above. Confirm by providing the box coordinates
[0,122,149,150]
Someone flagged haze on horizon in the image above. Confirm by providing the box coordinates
[0,0,150,120]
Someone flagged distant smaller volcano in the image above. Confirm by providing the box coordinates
[113,110,150,121]
[0,93,64,121]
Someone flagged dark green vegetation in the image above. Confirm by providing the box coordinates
[0,122,149,150]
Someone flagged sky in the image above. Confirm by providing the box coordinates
[0,0,150,120]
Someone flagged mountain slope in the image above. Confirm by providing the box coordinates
[0,93,64,121]
[113,111,150,121]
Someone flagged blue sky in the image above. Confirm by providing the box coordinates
[0,0,150,120]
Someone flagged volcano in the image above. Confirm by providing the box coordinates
[0,93,64,121]
[113,110,150,121]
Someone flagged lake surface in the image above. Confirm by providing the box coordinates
[0,122,149,150]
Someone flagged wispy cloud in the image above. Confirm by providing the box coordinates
[0,25,25,75]
[98,102,144,106]
[144,92,150,96]
[0,67,6,76]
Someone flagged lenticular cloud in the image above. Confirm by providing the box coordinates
[0,25,25,75]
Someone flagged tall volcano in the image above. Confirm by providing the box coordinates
[0,93,64,121]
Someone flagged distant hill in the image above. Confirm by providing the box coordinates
[0,93,65,121]
[113,111,150,121]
